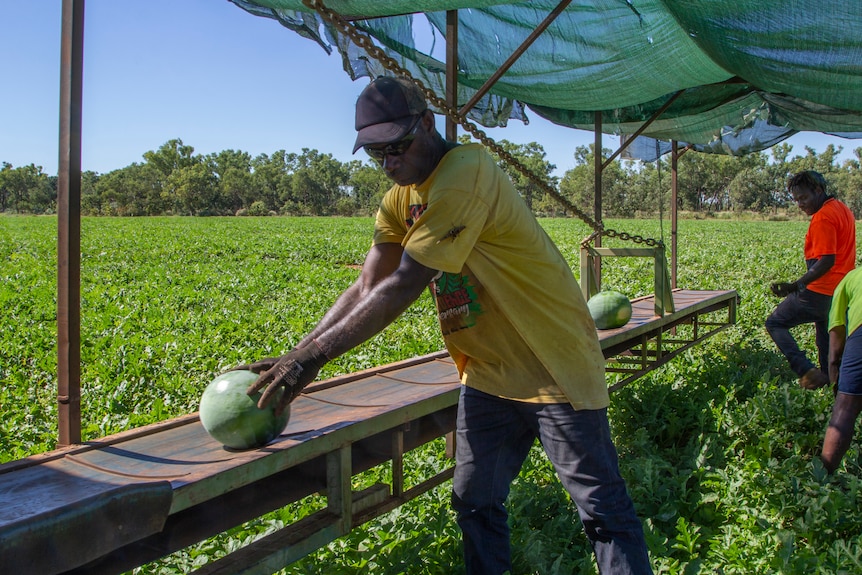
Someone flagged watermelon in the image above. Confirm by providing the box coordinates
[199,370,290,450]
[587,290,632,329]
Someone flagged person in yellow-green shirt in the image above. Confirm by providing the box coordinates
[822,268,862,474]
[237,76,651,574]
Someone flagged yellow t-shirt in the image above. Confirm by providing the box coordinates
[373,143,608,410]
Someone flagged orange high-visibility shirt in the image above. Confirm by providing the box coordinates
[804,197,856,295]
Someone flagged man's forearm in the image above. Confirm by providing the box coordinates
[297,281,364,348]
[829,326,847,383]
[315,269,430,360]
[799,254,835,286]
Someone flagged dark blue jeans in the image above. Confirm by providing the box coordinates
[452,386,652,575]
[765,289,832,377]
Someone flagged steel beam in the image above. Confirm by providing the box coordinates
[458,0,571,117]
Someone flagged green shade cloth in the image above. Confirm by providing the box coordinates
[230,0,862,159]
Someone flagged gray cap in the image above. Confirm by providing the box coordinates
[353,76,427,153]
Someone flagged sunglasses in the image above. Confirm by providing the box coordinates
[363,115,422,163]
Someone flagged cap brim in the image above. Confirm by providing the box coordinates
[352,116,416,154]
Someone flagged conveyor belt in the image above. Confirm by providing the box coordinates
[0,289,737,575]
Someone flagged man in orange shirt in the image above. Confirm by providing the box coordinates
[766,170,856,390]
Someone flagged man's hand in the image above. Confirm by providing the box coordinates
[770,281,801,297]
[235,343,328,415]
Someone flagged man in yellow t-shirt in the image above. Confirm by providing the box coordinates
[239,76,651,575]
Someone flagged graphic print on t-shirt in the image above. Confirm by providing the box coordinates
[404,201,484,334]
[406,203,426,228]
[434,271,483,335]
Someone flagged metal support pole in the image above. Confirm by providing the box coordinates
[671,140,679,289]
[327,446,353,533]
[57,0,85,447]
[445,10,458,142]
[444,10,459,459]
[593,112,602,285]
[392,429,405,498]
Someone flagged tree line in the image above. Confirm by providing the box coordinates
[2,136,861,219]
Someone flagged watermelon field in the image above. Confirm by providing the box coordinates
[3,215,862,574]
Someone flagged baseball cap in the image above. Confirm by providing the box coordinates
[353,76,428,153]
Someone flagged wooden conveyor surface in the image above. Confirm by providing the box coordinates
[0,289,736,575]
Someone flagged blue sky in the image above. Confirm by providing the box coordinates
[1,1,857,179]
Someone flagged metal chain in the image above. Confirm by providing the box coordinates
[301,0,663,248]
